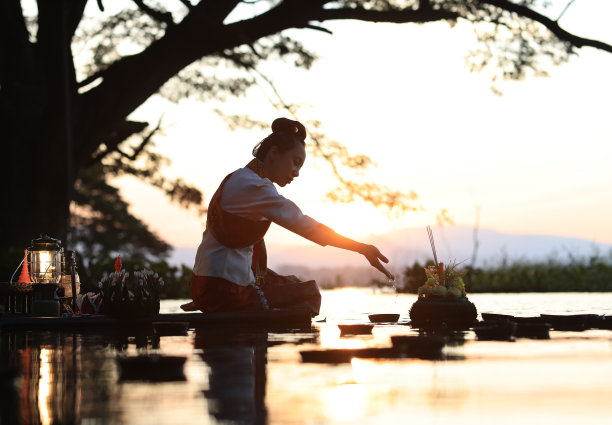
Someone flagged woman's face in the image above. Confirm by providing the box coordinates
[267,142,306,187]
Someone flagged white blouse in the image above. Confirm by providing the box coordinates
[193,166,331,285]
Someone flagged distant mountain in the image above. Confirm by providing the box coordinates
[369,226,611,268]
[170,226,612,274]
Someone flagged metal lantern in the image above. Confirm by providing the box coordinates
[28,235,63,283]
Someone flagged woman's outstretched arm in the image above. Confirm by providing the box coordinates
[241,180,394,279]
[323,228,394,281]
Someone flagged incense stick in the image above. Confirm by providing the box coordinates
[426,225,438,266]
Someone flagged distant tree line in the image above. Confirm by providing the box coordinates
[397,254,612,293]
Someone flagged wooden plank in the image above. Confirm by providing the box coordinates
[0,310,312,331]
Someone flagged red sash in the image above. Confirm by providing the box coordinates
[206,176,270,249]
[206,160,270,280]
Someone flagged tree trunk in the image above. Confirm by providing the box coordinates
[0,1,78,278]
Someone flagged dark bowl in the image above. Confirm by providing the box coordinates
[337,323,374,335]
[594,315,612,330]
[300,349,354,363]
[368,313,400,323]
[300,347,399,363]
[409,297,478,330]
[481,312,515,322]
[540,314,590,331]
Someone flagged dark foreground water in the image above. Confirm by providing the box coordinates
[2,290,612,425]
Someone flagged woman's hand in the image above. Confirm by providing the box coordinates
[359,244,395,281]
[320,227,395,281]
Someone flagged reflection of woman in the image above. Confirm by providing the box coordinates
[183,118,393,316]
[195,329,268,424]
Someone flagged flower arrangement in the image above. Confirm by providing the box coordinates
[408,227,477,329]
[95,256,165,318]
[417,261,467,299]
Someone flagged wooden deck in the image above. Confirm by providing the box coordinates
[0,310,312,331]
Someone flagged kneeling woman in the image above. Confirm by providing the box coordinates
[185,118,394,316]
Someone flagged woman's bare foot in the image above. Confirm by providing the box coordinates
[180,301,198,312]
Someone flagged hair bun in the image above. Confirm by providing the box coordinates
[271,118,306,141]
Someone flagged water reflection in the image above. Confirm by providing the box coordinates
[38,348,52,425]
[1,324,318,425]
[321,382,367,422]
[1,331,83,425]
[3,292,612,425]
[0,329,161,425]
[194,328,268,425]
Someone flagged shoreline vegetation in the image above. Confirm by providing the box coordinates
[79,253,612,300]
[396,254,612,294]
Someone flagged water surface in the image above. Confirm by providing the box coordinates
[2,290,612,424]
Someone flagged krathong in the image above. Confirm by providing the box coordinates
[417,260,466,299]
[408,226,477,329]
[91,256,164,318]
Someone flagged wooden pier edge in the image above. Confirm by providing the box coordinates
[0,309,312,331]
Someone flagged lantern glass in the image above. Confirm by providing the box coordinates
[30,250,62,283]
[28,236,63,283]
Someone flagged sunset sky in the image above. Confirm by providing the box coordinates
[110,1,612,252]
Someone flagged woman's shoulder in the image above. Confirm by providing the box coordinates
[225,166,277,195]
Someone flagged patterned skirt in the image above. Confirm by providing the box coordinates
[189,269,321,316]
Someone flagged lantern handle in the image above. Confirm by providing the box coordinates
[9,257,25,284]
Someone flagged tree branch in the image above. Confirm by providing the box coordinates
[88,120,149,164]
[78,1,249,162]
[177,0,194,11]
[313,6,459,24]
[480,0,612,53]
[196,0,242,24]
[78,68,106,88]
[304,23,333,35]
[116,117,162,161]
[78,0,612,167]
[132,0,175,27]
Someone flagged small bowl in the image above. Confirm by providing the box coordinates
[337,323,374,335]
[540,314,589,331]
[368,314,400,323]
[300,349,354,363]
[152,321,189,336]
[300,347,399,363]
[481,312,515,322]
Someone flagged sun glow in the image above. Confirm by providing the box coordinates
[307,201,398,238]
